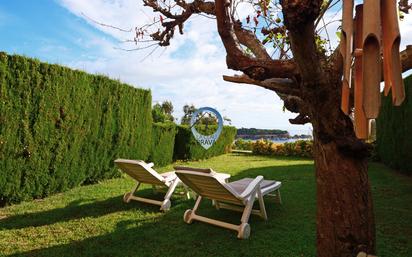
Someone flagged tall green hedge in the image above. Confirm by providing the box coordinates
[0,53,152,204]
[174,125,237,160]
[149,122,177,166]
[376,75,412,174]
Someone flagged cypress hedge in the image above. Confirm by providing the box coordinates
[149,122,177,166]
[376,75,412,174]
[174,125,237,160]
[0,53,152,205]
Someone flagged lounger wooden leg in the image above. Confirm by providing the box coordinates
[275,189,282,204]
[123,182,140,203]
[182,184,191,200]
[183,195,203,224]
[257,188,268,220]
[192,195,202,213]
[184,195,250,239]
[237,198,255,239]
[182,195,254,239]
[152,185,158,194]
[241,197,255,224]
[160,179,179,211]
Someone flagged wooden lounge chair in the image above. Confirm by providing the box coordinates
[174,166,282,239]
[114,159,188,211]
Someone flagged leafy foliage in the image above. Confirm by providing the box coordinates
[0,52,152,205]
[233,139,255,151]
[237,128,289,136]
[152,101,174,123]
[149,122,177,166]
[180,104,197,125]
[251,139,313,158]
[376,75,412,175]
[173,125,237,160]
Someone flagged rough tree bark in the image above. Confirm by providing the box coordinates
[308,72,376,256]
[277,2,375,255]
[140,0,412,255]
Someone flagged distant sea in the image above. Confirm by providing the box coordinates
[239,138,311,143]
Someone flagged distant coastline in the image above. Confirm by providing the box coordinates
[236,127,312,141]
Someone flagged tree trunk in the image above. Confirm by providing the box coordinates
[312,122,376,256]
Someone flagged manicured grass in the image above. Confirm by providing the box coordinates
[0,154,411,256]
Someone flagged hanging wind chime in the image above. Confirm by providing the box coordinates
[340,0,406,139]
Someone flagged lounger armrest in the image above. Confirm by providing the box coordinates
[239,176,264,199]
[147,162,154,168]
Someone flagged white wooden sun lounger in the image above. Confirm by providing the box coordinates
[114,159,189,211]
[174,166,282,239]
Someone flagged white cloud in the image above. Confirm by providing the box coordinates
[56,0,412,134]
[63,0,393,134]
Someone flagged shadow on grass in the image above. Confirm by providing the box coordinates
[0,189,172,230]
[6,164,317,257]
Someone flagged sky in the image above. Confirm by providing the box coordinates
[0,0,411,135]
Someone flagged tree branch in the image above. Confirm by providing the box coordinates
[175,0,215,15]
[401,45,412,73]
[329,42,344,79]
[399,0,412,13]
[215,0,297,80]
[223,74,300,96]
[143,0,215,46]
[233,21,272,60]
[281,0,326,83]
[289,113,311,125]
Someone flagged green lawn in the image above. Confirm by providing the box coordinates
[0,154,411,257]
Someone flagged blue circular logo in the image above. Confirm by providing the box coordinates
[190,107,223,150]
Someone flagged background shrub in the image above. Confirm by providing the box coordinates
[173,125,237,160]
[233,139,254,151]
[149,122,177,166]
[376,75,412,174]
[252,139,313,158]
[0,53,152,205]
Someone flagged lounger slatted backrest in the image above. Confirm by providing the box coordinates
[115,159,165,186]
[175,168,242,205]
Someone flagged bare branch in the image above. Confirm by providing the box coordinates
[223,74,300,96]
[81,12,132,32]
[142,0,215,46]
[175,0,215,15]
[233,21,272,60]
[281,0,326,83]
[399,0,412,13]
[401,45,412,73]
[215,0,297,80]
[314,0,339,29]
[289,113,311,125]
[113,43,159,52]
[329,42,343,78]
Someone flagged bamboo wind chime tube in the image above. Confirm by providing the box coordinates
[381,0,405,106]
[340,0,354,115]
[354,5,369,140]
[362,0,382,119]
